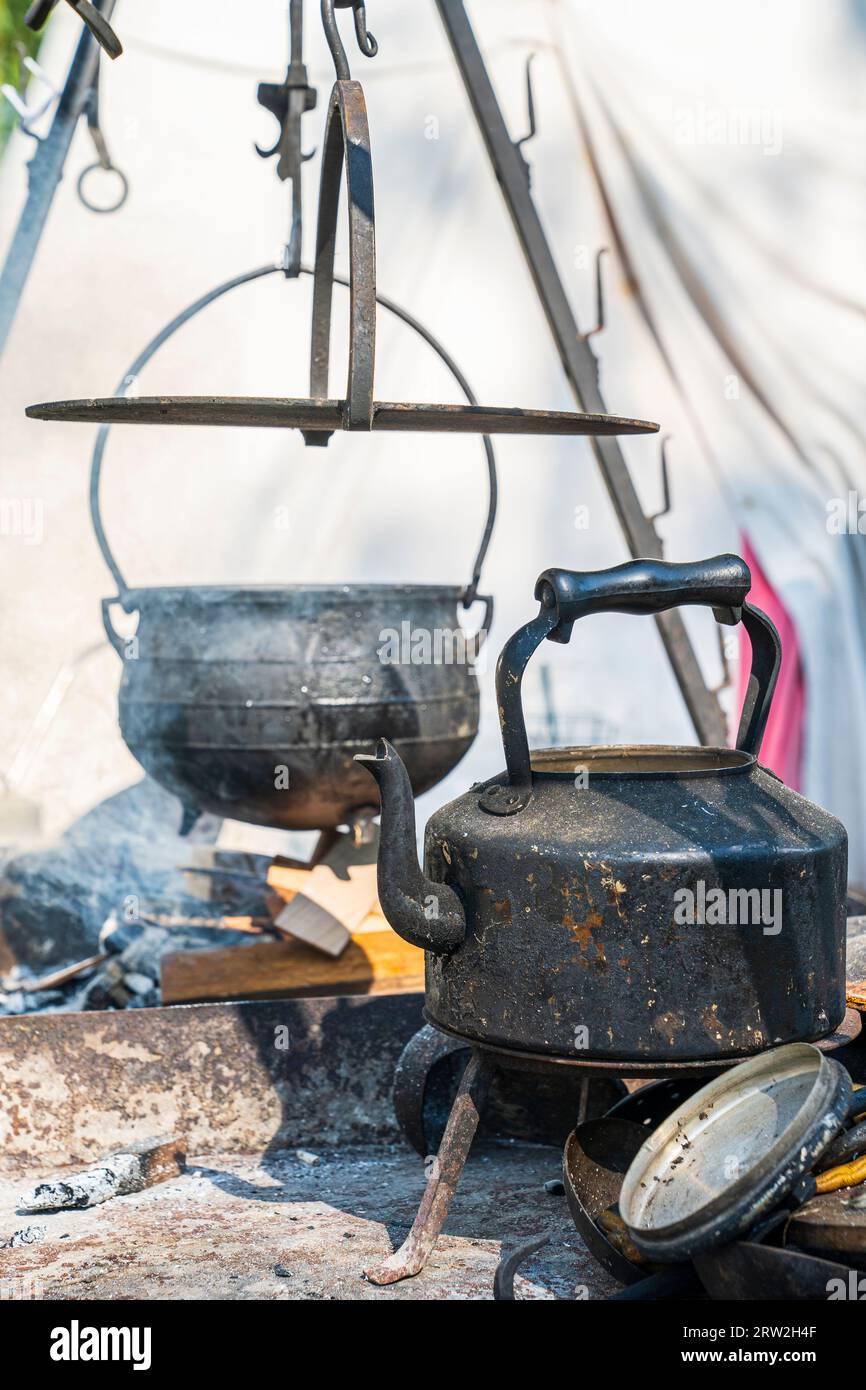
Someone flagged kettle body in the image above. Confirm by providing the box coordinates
[358,556,847,1063]
[421,743,846,1061]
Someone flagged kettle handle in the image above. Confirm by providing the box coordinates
[480,554,781,815]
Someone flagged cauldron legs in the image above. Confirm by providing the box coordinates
[363,1049,495,1285]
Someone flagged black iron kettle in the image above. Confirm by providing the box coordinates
[357,555,847,1063]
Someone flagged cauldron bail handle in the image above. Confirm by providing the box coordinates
[88,264,286,613]
[480,554,781,816]
[362,290,498,632]
[89,262,498,630]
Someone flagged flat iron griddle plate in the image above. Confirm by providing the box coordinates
[25,396,659,435]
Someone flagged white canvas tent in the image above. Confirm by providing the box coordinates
[1,0,863,876]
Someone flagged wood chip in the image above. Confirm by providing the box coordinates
[18,1136,186,1212]
[268,829,379,958]
[847,980,866,1012]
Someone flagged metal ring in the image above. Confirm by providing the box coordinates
[76,161,129,214]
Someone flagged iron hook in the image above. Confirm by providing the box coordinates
[75,62,128,213]
[515,53,538,156]
[649,433,672,530]
[322,0,378,82]
[579,246,608,341]
[24,0,122,61]
[258,0,319,277]
[0,47,58,137]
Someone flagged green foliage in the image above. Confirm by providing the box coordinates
[0,0,45,146]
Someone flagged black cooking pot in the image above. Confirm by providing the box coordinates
[358,554,848,1061]
[92,266,496,830]
[102,582,486,831]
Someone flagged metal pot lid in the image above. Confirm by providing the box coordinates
[25,395,657,436]
[619,1043,852,1263]
[527,743,755,778]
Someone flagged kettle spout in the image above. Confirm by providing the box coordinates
[354,739,466,954]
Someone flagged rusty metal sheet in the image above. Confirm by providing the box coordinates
[0,994,424,1172]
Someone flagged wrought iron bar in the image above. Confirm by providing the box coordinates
[434,0,726,745]
[0,0,118,360]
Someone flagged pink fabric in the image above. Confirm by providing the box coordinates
[735,536,805,790]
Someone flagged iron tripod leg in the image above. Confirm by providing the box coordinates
[364,1048,496,1285]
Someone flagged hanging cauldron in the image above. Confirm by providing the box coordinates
[90,268,499,832]
[101,581,490,833]
[357,554,848,1062]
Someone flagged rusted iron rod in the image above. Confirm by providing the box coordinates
[0,0,117,360]
[435,0,726,746]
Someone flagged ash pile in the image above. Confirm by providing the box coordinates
[0,778,278,1014]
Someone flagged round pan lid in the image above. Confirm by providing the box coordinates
[25,396,658,435]
[619,1043,852,1264]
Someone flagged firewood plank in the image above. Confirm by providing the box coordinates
[160,927,423,1005]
